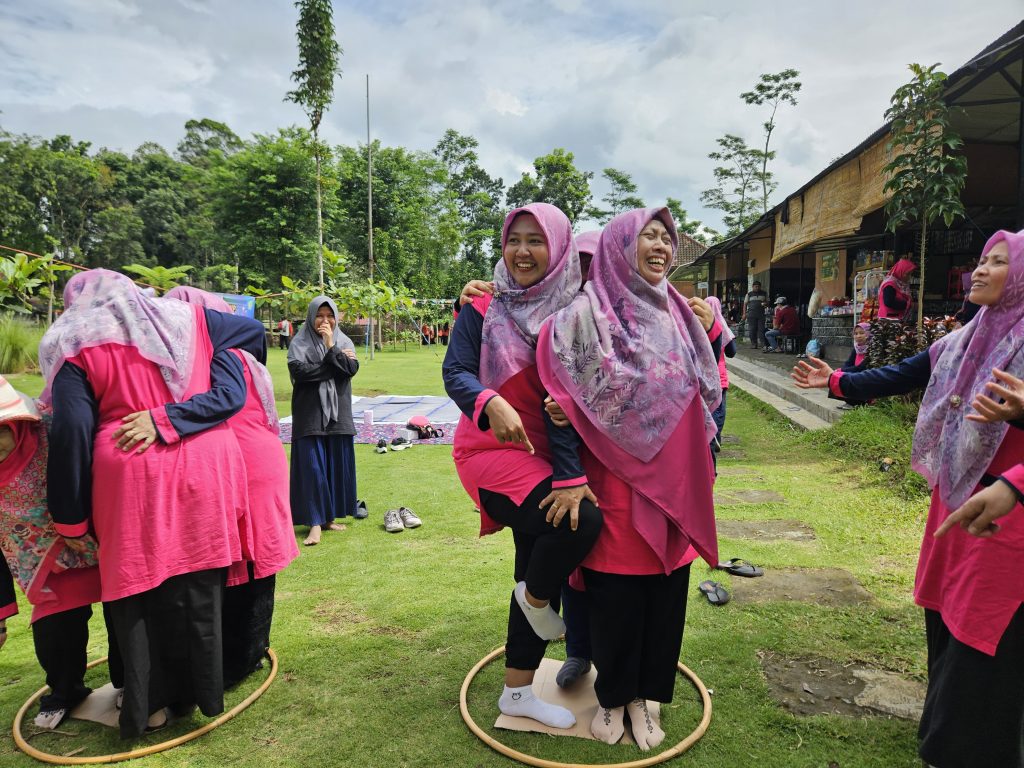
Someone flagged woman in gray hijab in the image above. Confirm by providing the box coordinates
[288,296,360,546]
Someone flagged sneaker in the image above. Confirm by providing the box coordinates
[390,436,410,451]
[384,509,404,533]
[398,507,422,528]
[354,499,368,519]
[375,439,388,454]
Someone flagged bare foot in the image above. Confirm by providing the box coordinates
[590,705,624,744]
[303,525,322,546]
[626,699,665,751]
[327,522,347,532]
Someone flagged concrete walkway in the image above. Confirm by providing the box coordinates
[726,351,846,430]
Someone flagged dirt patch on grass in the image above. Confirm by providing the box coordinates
[717,519,816,541]
[718,448,747,460]
[731,568,874,607]
[313,601,418,639]
[715,467,763,479]
[758,651,926,720]
[715,489,785,505]
[721,434,741,444]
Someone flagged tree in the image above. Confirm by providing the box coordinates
[587,168,645,224]
[123,263,194,291]
[0,131,51,256]
[285,0,342,289]
[741,69,801,213]
[882,63,967,329]
[506,148,593,226]
[88,205,146,269]
[433,129,504,276]
[665,198,719,245]
[40,136,111,260]
[176,118,243,167]
[700,134,765,236]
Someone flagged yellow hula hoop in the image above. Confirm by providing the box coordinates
[12,648,279,765]
[459,646,712,768]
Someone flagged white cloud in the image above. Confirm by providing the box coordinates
[0,0,1021,230]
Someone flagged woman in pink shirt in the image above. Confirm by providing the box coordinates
[794,230,1024,767]
[443,203,602,731]
[537,207,723,750]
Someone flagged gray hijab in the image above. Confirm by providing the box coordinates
[287,295,354,425]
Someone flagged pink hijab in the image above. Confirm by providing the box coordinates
[165,286,279,432]
[537,207,721,572]
[912,230,1024,509]
[706,296,735,347]
[39,270,197,405]
[478,203,580,391]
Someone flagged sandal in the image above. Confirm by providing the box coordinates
[717,558,764,577]
[698,580,730,606]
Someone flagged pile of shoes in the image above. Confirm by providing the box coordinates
[384,507,422,533]
[376,437,412,453]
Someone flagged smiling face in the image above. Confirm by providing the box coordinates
[852,326,868,346]
[315,303,336,330]
[636,217,673,285]
[969,241,1010,306]
[503,213,550,288]
[0,425,15,463]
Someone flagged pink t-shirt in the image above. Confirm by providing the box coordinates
[914,427,1024,655]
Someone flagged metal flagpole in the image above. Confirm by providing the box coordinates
[367,73,375,360]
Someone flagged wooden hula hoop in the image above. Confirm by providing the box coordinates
[459,646,712,768]
[12,648,278,765]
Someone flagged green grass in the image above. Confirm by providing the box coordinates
[0,350,930,767]
[0,315,45,375]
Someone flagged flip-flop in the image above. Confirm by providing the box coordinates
[717,558,764,577]
[698,580,730,606]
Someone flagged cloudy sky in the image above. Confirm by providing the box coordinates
[1,1,1021,231]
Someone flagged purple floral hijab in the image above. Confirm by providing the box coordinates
[547,207,722,462]
[165,286,280,432]
[853,322,872,355]
[479,203,581,391]
[912,230,1024,509]
[39,270,197,405]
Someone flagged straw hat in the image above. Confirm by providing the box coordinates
[0,375,40,422]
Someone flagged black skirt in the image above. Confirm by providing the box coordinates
[222,572,276,688]
[104,568,227,738]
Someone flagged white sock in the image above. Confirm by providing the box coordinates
[499,685,575,729]
[513,582,566,641]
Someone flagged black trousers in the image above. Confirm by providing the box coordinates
[481,479,602,671]
[919,607,1024,767]
[222,571,276,689]
[105,568,226,738]
[583,565,691,708]
[32,605,93,712]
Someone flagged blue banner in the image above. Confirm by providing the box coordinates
[214,293,256,318]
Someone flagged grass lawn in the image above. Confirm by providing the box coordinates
[0,351,931,767]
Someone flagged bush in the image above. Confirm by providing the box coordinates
[803,398,930,499]
[867,317,956,368]
[0,314,45,374]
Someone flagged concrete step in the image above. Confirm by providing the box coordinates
[727,356,845,426]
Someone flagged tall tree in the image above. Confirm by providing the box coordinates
[700,134,765,236]
[741,69,801,213]
[506,148,594,226]
[285,0,342,289]
[882,62,967,329]
[176,118,243,167]
[432,129,504,275]
[587,168,645,224]
[665,198,719,245]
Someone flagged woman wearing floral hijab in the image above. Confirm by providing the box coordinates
[444,203,602,730]
[794,230,1024,767]
[537,207,723,750]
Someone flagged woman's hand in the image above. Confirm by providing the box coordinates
[460,280,494,306]
[341,348,357,360]
[967,368,1024,425]
[113,411,158,453]
[934,481,1021,538]
[540,484,598,531]
[687,297,714,331]
[484,396,535,454]
[544,395,569,428]
[791,356,835,389]
[317,321,334,347]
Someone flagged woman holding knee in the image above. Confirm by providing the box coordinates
[443,203,602,730]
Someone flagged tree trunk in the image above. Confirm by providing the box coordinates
[314,129,325,290]
[917,219,927,330]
